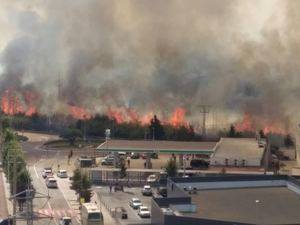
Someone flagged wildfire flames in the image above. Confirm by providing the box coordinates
[68,105,91,120]
[169,107,188,127]
[235,113,287,135]
[1,89,37,116]
[0,90,288,134]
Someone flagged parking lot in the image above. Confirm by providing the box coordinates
[94,185,153,225]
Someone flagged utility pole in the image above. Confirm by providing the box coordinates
[199,105,210,138]
[12,152,17,225]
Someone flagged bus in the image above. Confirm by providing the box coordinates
[81,203,104,225]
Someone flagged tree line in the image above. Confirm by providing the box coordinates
[1,120,32,211]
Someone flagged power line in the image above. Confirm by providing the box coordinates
[199,105,210,138]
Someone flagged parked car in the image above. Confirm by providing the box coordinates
[59,217,72,225]
[57,170,68,178]
[141,185,152,196]
[101,156,114,165]
[46,178,58,188]
[189,159,209,169]
[130,152,140,159]
[129,198,142,209]
[42,167,53,178]
[141,153,158,159]
[116,207,128,219]
[157,187,167,197]
[138,206,151,218]
[147,174,158,183]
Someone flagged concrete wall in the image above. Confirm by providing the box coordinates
[175,180,286,190]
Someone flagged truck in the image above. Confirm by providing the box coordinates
[81,203,104,225]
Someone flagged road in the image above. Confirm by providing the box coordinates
[11,133,79,225]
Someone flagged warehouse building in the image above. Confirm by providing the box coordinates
[210,138,264,167]
[151,175,300,225]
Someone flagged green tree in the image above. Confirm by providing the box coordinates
[149,115,165,140]
[259,129,266,139]
[228,125,237,137]
[1,129,32,195]
[60,127,82,145]
[70,169,92,203]
[165,159,177,177]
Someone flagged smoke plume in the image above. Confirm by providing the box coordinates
[0,0,300,132]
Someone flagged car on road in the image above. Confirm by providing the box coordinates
[138,206,151,218]
[46,177,58,188]
[147,174,158,183]
[42,167,53,178]
[57,169,68,178]
[141,185,152,196]
[129,198,142,209]
[59,217,72,225]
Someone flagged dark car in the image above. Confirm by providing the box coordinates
[118,207,128,219]
[157,187,167,197]
[130,152,140,159]
[0,218,13,225]
[141,153,158,159]
[189,159,209,169]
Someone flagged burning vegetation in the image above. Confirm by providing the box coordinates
[0,1,299,137]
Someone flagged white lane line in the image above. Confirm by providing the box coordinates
[33,163,39,179]
[47,202,59,225]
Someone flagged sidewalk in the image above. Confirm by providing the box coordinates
[92,188,119,225]
[0,171,9,218]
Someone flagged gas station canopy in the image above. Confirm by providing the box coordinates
[96,139,216,155]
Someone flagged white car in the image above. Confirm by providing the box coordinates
[129,198,142,209]
[46,178,58,188]
[138,206,151,218]
[141,185,152,196]
[59,217,72,225]
[42,168,53,178]
[147,174,157,183]
[57,170,68,178]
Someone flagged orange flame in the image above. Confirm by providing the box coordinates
[169,107,188,127]
[235,113,254,132]
[107,107,125,123]
[68,105,91,120]
[1,89,24,115]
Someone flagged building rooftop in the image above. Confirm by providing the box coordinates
[184,187,300,224]
[211,138,264,160]
[96,139,216,154]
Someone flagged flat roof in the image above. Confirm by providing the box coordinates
[96,139,216,154]
[185,187,300,224]
[211,138,264,159]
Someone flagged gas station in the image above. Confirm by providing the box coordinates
[96,139,216,169]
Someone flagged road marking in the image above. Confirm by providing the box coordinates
[33,163,39,179]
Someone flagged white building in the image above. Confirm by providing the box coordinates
[210,138,264,167]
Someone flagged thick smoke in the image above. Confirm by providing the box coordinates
[0,0,299,131]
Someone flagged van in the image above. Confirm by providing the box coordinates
[81,203,103,225]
